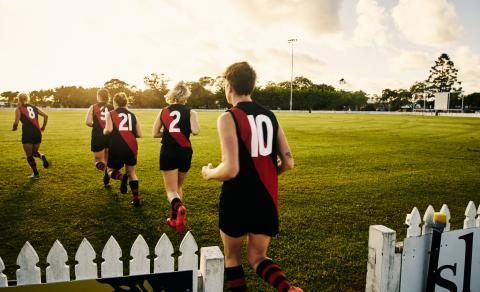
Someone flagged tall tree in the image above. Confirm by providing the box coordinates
[426,53,462,93]
[104,78,133,96]
[0,91,19,104]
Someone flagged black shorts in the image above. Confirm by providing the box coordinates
[91,135,110,152]
[159,144,192,173]
[219,189,279,237]
[22,133,42,144]
[107,149,137,170]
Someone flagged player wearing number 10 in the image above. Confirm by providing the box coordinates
[104,92,143,206]
[12,93,50,179]
[152,82,200,233]
[202,62,301,292]
[85,89,114,187]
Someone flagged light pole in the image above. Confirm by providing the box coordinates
[288,38,297,111]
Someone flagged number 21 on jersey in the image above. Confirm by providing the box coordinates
[247,114,273,157]
[118,113,133,131]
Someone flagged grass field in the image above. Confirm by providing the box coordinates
[1,109,479,291]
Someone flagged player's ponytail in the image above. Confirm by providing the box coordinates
[17,93,29,106]
[165,81,191,105]
[113,92,129,108]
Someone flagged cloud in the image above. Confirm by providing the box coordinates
[353,0,389,47]
[232,0,344,36]
[392,0,463,46]
[452,46,480,94]
[391,51,432,73]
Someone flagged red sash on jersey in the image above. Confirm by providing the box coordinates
[110,111,138,157]
[229,107,279,210]
[19,106,41,132]
[93,104,106,129]
[161,107,192,148]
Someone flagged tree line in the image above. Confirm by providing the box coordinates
[1,54,479,111]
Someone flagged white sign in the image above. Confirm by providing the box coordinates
[434,92,450,111]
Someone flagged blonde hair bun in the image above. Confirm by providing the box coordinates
[165,81,191,104]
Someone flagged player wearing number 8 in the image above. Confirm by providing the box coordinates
[85,89,114,187]
[103,92,143,206]
[152,81,200,233]
[201,62,301,292]
[12,93,50,179]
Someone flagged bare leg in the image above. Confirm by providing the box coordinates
[221,230,244,267]
[23,144,38,177]
[177,171,187,198]
[22,144,33,157]
[162,169,180,202]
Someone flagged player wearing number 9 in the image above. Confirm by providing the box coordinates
[201,62,301,292]
[103,92,143,206]
[12,93,50,180]
[152,81,200,233]
[85,88,114,187]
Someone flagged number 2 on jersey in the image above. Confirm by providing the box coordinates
[169,110,181,133]
[247,114,273,157]
[118,113,132,131]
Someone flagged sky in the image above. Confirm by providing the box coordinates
[1,0,479,95]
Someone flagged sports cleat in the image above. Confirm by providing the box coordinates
[41,155,49,168]
[131,197,141,207]
[166,218,177,229]
[28,173,40,180]
[175,206,187,233]
[120,174,128,194]
[288,287,303,292]
[103,170,110,187]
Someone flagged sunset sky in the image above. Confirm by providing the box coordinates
[1,0,479,95]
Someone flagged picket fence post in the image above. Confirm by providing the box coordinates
[46,240,70,283]
[200,246,224,292]
[0,257,7,287]
[154,233,174,273]
[179,231,198,292]
[101,236,123,278]
[129,234,150,276]
[16,241,41,286]
[464,201,476,229]
[75,238,97,280]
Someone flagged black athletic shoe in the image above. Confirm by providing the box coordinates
[103,170,110,187]
[41,155,49,168]
[120,174,128,194]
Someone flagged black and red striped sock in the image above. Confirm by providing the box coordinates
[226,265,247,292]
[95,161,106,171]
[256,259,291,292]
[170,197,182,219]
[129,180,139,196]
[33,151,41,158]
[110,169,123,180]
[27,156,39,175]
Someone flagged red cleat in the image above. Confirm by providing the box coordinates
[175,206,186,233]
[166,218,177,229]
[288,287,303,292]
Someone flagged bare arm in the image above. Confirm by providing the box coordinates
[202,112,239,181]
[103,112,113,135]
[152,109,163,138]
[37,108,48,131]
[135,119,142,138]
[12,108,20,131]
[190,110,200,135]
[276,124,294,175]
[85,105,93,127]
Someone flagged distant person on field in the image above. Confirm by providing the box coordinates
[103,92,142,206]
[85,88,114,187]
[12,93,50,179]
[152,82,200,233]
[201,62,302,292]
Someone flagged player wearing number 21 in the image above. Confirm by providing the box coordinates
[202,62,301,292]
[12,93,50,179]
[152,82,200,233]
[103,92,143,206]
[85,88,114,188]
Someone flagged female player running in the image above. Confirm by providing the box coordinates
[85,88,113,187]
[103,92,142,206]
[152,82,200,233]
[12,93,49,179]
[202,62,302,292]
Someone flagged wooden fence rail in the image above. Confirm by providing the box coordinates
[0,231,224,291]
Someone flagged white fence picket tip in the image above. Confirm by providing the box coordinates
[75,238,97,280]
[440,204,451,231]
[405,207,421,238]
[0,257,7,287]
[422,205,435,235]
[101,236,123,278]
[130,234,150,276]
[464,201,476,229]
[154,233,174,273]
[16,241,41,285]
[46,240,70,283]
[179,231,198,292]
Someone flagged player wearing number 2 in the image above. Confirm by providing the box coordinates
[85,88,114,187]
[12,93,50,179]
[202,62,302,292]
[104,92,143,206]
[152,82,200,233]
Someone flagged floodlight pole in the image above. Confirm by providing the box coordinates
[288,38,297,111]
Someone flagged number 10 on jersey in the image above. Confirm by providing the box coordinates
[247,114,273,157]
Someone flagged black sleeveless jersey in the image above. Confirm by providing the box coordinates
[108,108,138,158]
[19,104,42,139]
[160,104,192,148]
[92,102,113,138]
[222,101,280,211]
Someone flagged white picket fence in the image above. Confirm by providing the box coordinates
[0,231,224,291]
[366,201,480,292]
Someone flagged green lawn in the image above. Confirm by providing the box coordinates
[1,109,479,291]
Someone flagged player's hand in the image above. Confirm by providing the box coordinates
[201,163,213,180]
[12,124,18,131]
[41,126,46,132]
